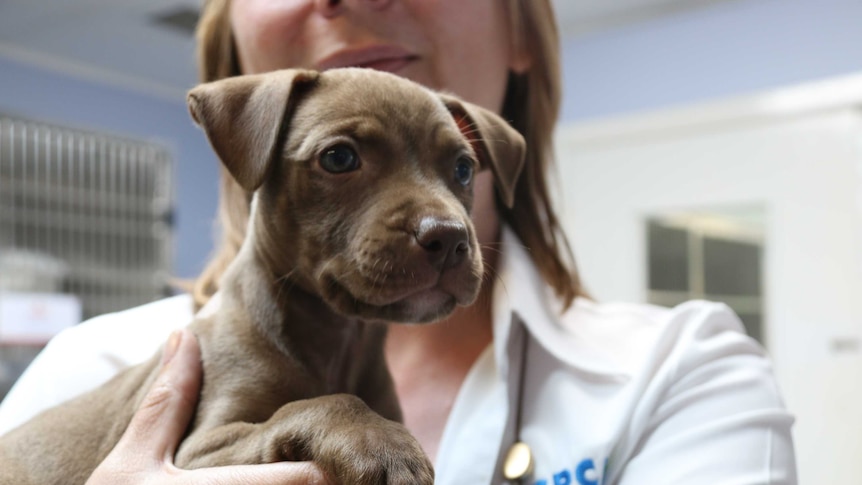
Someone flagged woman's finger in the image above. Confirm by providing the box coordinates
[191,461,333,485]
[112,328,203,462]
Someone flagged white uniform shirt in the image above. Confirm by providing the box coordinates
[0,228,797,484]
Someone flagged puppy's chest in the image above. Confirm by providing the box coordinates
[195,353,320,426]
[196,341,375,423]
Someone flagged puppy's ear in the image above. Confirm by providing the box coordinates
[440,95,526,208]
[188,69,319,191]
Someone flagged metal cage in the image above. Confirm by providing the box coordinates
[0,114,174,320]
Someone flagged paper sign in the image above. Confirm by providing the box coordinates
[0,292,81,345]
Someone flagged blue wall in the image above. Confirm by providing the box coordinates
[0,56,218,280]
[561,0,862,122]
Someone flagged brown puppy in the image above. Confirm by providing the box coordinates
[0,68,525,485]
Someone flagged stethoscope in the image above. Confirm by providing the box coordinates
[500,323,535,483]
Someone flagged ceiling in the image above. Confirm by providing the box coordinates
[0,0,727,100]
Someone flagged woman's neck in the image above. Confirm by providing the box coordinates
[384,282,495,462]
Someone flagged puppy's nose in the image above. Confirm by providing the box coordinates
[415,217,470,270]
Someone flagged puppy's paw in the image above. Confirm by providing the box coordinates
[262,395,433,485]
[319,418,434,485]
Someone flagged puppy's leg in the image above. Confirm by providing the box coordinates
[0,356,159,485]
[176,394,433,485]
[0,448,35,485]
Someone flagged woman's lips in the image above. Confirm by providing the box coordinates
[356,56,413,73]
[316,45,417,73]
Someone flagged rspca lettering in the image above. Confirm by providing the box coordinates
[533,458,606,485]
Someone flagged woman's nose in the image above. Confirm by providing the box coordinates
[313,0,393,18]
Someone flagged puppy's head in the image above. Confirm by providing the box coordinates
[188,68,525,323]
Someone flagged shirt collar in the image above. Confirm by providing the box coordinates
[491,226,629,382]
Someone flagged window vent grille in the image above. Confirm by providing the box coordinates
[0,115,174,320]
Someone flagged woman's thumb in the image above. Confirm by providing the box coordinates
[113,328,202,463]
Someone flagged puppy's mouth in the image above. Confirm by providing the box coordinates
[319,263,481,323]
[324,277,459,323]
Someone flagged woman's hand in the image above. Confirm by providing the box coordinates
[86,328,331,485]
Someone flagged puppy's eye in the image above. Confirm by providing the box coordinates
[320,145,359,173]
[454,156,474,186]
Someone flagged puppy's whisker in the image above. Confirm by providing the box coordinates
[481,241,531,253]
[273,268,299,301]
[461,128,482,141]
[462,131,510,148]
[479,244,504,257]
[367,257,380,288]
[314,259,336,283]
[316,259,360,294]
[481,265,509,301]
[376,261,389,288]
[275,268,297,284]
[322,264,355,293]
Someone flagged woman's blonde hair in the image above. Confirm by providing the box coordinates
[191,0,584,310]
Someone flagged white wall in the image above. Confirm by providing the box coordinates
[555,75,862,483]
